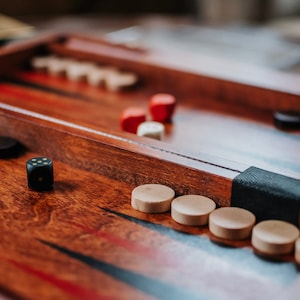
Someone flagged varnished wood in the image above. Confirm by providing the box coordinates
[0,33,299,208]
[47,34,300,111]
[1,32,300,111]
[0,33,299,180]
[0,150,297,300]
[1,32,300,300]
[0,70,299,179]
[0,104,236,206]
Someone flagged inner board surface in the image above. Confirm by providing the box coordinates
[1,69,300,179]
[0,34,300,180]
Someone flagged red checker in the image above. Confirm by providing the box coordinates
[149,93,176,122]
[120,107,146,134]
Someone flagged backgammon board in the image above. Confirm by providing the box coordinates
[0,31,300,300]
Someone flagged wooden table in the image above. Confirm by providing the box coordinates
[0,25,300,299]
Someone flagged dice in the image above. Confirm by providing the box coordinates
[26,157,54,191]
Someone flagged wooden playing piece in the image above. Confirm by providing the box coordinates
[274,110,300,130]
[47,57,73,76]
[149,93,176,122]
[0,136,20,158]
[131,183,175,213]
[137,121,165,140]
[252,220,299,256]
[86,66,109,86]
[65,61,95,81]
[120,107,146,134]
[295,238,300,264]
[105,70,138,91]
[31,55,56,72]
[209,207,256,240]
[171,194,216,226]
[31,55,66,76]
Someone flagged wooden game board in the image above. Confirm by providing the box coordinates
[0,33,300,300]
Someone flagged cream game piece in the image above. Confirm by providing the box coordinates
[137,121,165,140]
[31,55,55,72]
[295,238,300,264]
[47,57,73,76]
[105,70,138,91]
[86,66,109,86]
[65,61,95,81]
[209,207,256,240]
[131,184,175,213]
[252,220,299,256]
[171,194,216,226]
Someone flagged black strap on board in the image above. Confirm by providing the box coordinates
[231,167,300,226]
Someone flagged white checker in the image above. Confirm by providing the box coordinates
[295,238,300,264]
[105,70,138,91]
[65,61,95,81]
[209,207,256,240]
[131,184,175,213]
[137,121,164,140]
[31,55,56,72]
[252,220,299,256]
[47,57,73,76]
[171,194,216,226]
[86,66,109,86]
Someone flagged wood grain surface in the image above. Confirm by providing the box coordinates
[0,33,300,300]
[0,33,299,180]
[0,151,298,300]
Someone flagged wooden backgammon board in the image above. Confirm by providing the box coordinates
[0,32,300,300]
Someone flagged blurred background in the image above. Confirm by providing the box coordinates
[1,0,300,73]
[1,0,300,22]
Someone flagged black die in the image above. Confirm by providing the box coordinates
[26,157,54,191]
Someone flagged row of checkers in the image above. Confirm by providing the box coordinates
[131,183,300,263]
[31,55,139,91]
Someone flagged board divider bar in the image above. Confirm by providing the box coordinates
[0,102,241,207]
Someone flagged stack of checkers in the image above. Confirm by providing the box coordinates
[31,55,138,91]
[131,183,300,262]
